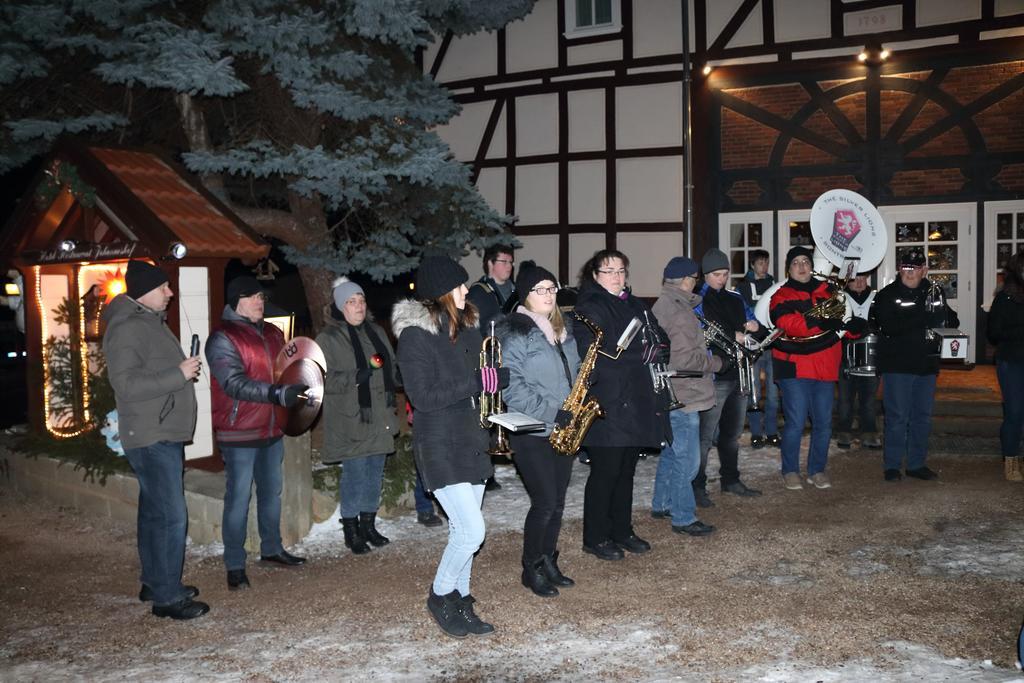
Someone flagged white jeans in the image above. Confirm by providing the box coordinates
[431,482,486,596]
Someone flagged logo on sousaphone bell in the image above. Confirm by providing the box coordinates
[830,209,862,252]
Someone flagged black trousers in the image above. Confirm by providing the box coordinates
[695,379,745,490]
[581,446,640,547]
[511,433,574,563]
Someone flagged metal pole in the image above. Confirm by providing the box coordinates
[681,0,694,257]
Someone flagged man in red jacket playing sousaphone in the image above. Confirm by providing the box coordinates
[769,247,866,491]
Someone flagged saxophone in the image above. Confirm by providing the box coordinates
[549,313,604,456]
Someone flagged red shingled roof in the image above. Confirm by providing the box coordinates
[90,147,269,260]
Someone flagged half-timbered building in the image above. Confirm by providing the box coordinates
[426,0,1024,361]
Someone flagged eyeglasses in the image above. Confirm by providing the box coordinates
[596,269,627,276]
[529,286,559,295]
[493,259,514,266]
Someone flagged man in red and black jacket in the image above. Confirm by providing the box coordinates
[207,276,309,592]
[770,246,866,491]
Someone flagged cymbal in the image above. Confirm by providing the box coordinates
[273,357,325,436]
[274,336,327,381]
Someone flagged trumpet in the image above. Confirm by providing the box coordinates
[479,321,513,458]
[696,314,762,411]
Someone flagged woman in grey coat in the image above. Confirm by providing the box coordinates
[393,255,508,639]
[495,262,581,598]
[316,278,400,555]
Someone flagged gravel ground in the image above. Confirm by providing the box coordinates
[1,441,1022,681]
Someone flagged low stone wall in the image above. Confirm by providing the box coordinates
[0,433,325,549]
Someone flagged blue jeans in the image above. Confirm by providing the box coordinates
[882,373,937,471]
[747,352,779,437]
[124,440,190,606]
[997,360,1024,457]
[432,483,486,597]
[221,439,285,570]
[652,410,701,526]
[413,468,435,515]
[778,378,834,476]
[696,379,745,490]
[338,453,387,518]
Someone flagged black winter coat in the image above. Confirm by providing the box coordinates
[392,299,492,491]
[872,278,959,375]
[987,290,1024,363]
[572,280,668,449]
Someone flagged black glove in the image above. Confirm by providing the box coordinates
[496,366,510,389]
[808,316,842,332]
[843,317,868,335]
[716,353,733,375]
[554,409,573,430]
[355,367,373,385]
[270,383,308,408]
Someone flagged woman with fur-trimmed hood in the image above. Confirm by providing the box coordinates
[392,255,508,639]
[494,261,581,599]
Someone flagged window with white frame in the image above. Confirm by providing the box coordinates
[566,0,621,37]
[994,209,1024,289]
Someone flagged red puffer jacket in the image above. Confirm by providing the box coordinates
[209,316,286,444]
[769,278,843,381]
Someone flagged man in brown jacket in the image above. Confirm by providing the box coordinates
[650,257,723,537]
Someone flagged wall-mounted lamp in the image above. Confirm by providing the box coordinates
[59,239,77,252]
[4,282,21,297]
[167,242,188,260]
[858,40,890,66]
[702,64,713,76]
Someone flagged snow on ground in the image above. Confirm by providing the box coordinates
[171,444,1023,683]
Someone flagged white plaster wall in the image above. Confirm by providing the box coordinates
[632,0,691,59]
[515,163,559,225]
[433,30,498,82]
[996,0,1024,17]
[618,231,685,298]
[616,82,682,149]
[569,233,607,285]
[515,234,560,281]
[434,101,494,162]
[706,0,763,50]
[568,160,606,224]
[178,266,212,460]
[774,0,831,42]
[506,0,558,73]
[475,167,506,214]
[916,0,981,26]
[568,89,605,153]
[567,40,622,66]
[516,93,559,156]
[616,156,683,223]
[486,107,507,159]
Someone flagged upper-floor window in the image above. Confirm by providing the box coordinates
[566,0,621,38]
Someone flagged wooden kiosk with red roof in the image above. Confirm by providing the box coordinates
[0,142,270,462]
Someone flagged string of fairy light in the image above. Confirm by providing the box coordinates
[37,263,127,439]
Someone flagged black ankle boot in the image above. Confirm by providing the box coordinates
[457,594,495,636]
[427,589,469,638]
[358,511,390,547]
[521,557,559,597]
[541,551,575,587]
[341,517,372,555]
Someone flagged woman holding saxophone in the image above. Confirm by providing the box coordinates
[495,262,581,597]
[392,255,509,639]
[573,249,669,561]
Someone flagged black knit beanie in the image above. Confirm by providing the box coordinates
[515,260,557,295]
[125,260,169,300]
[785,246,815,271]
[416,256,468,300]
[226,276,264,310]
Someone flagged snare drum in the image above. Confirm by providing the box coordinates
[845,333,878,377]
